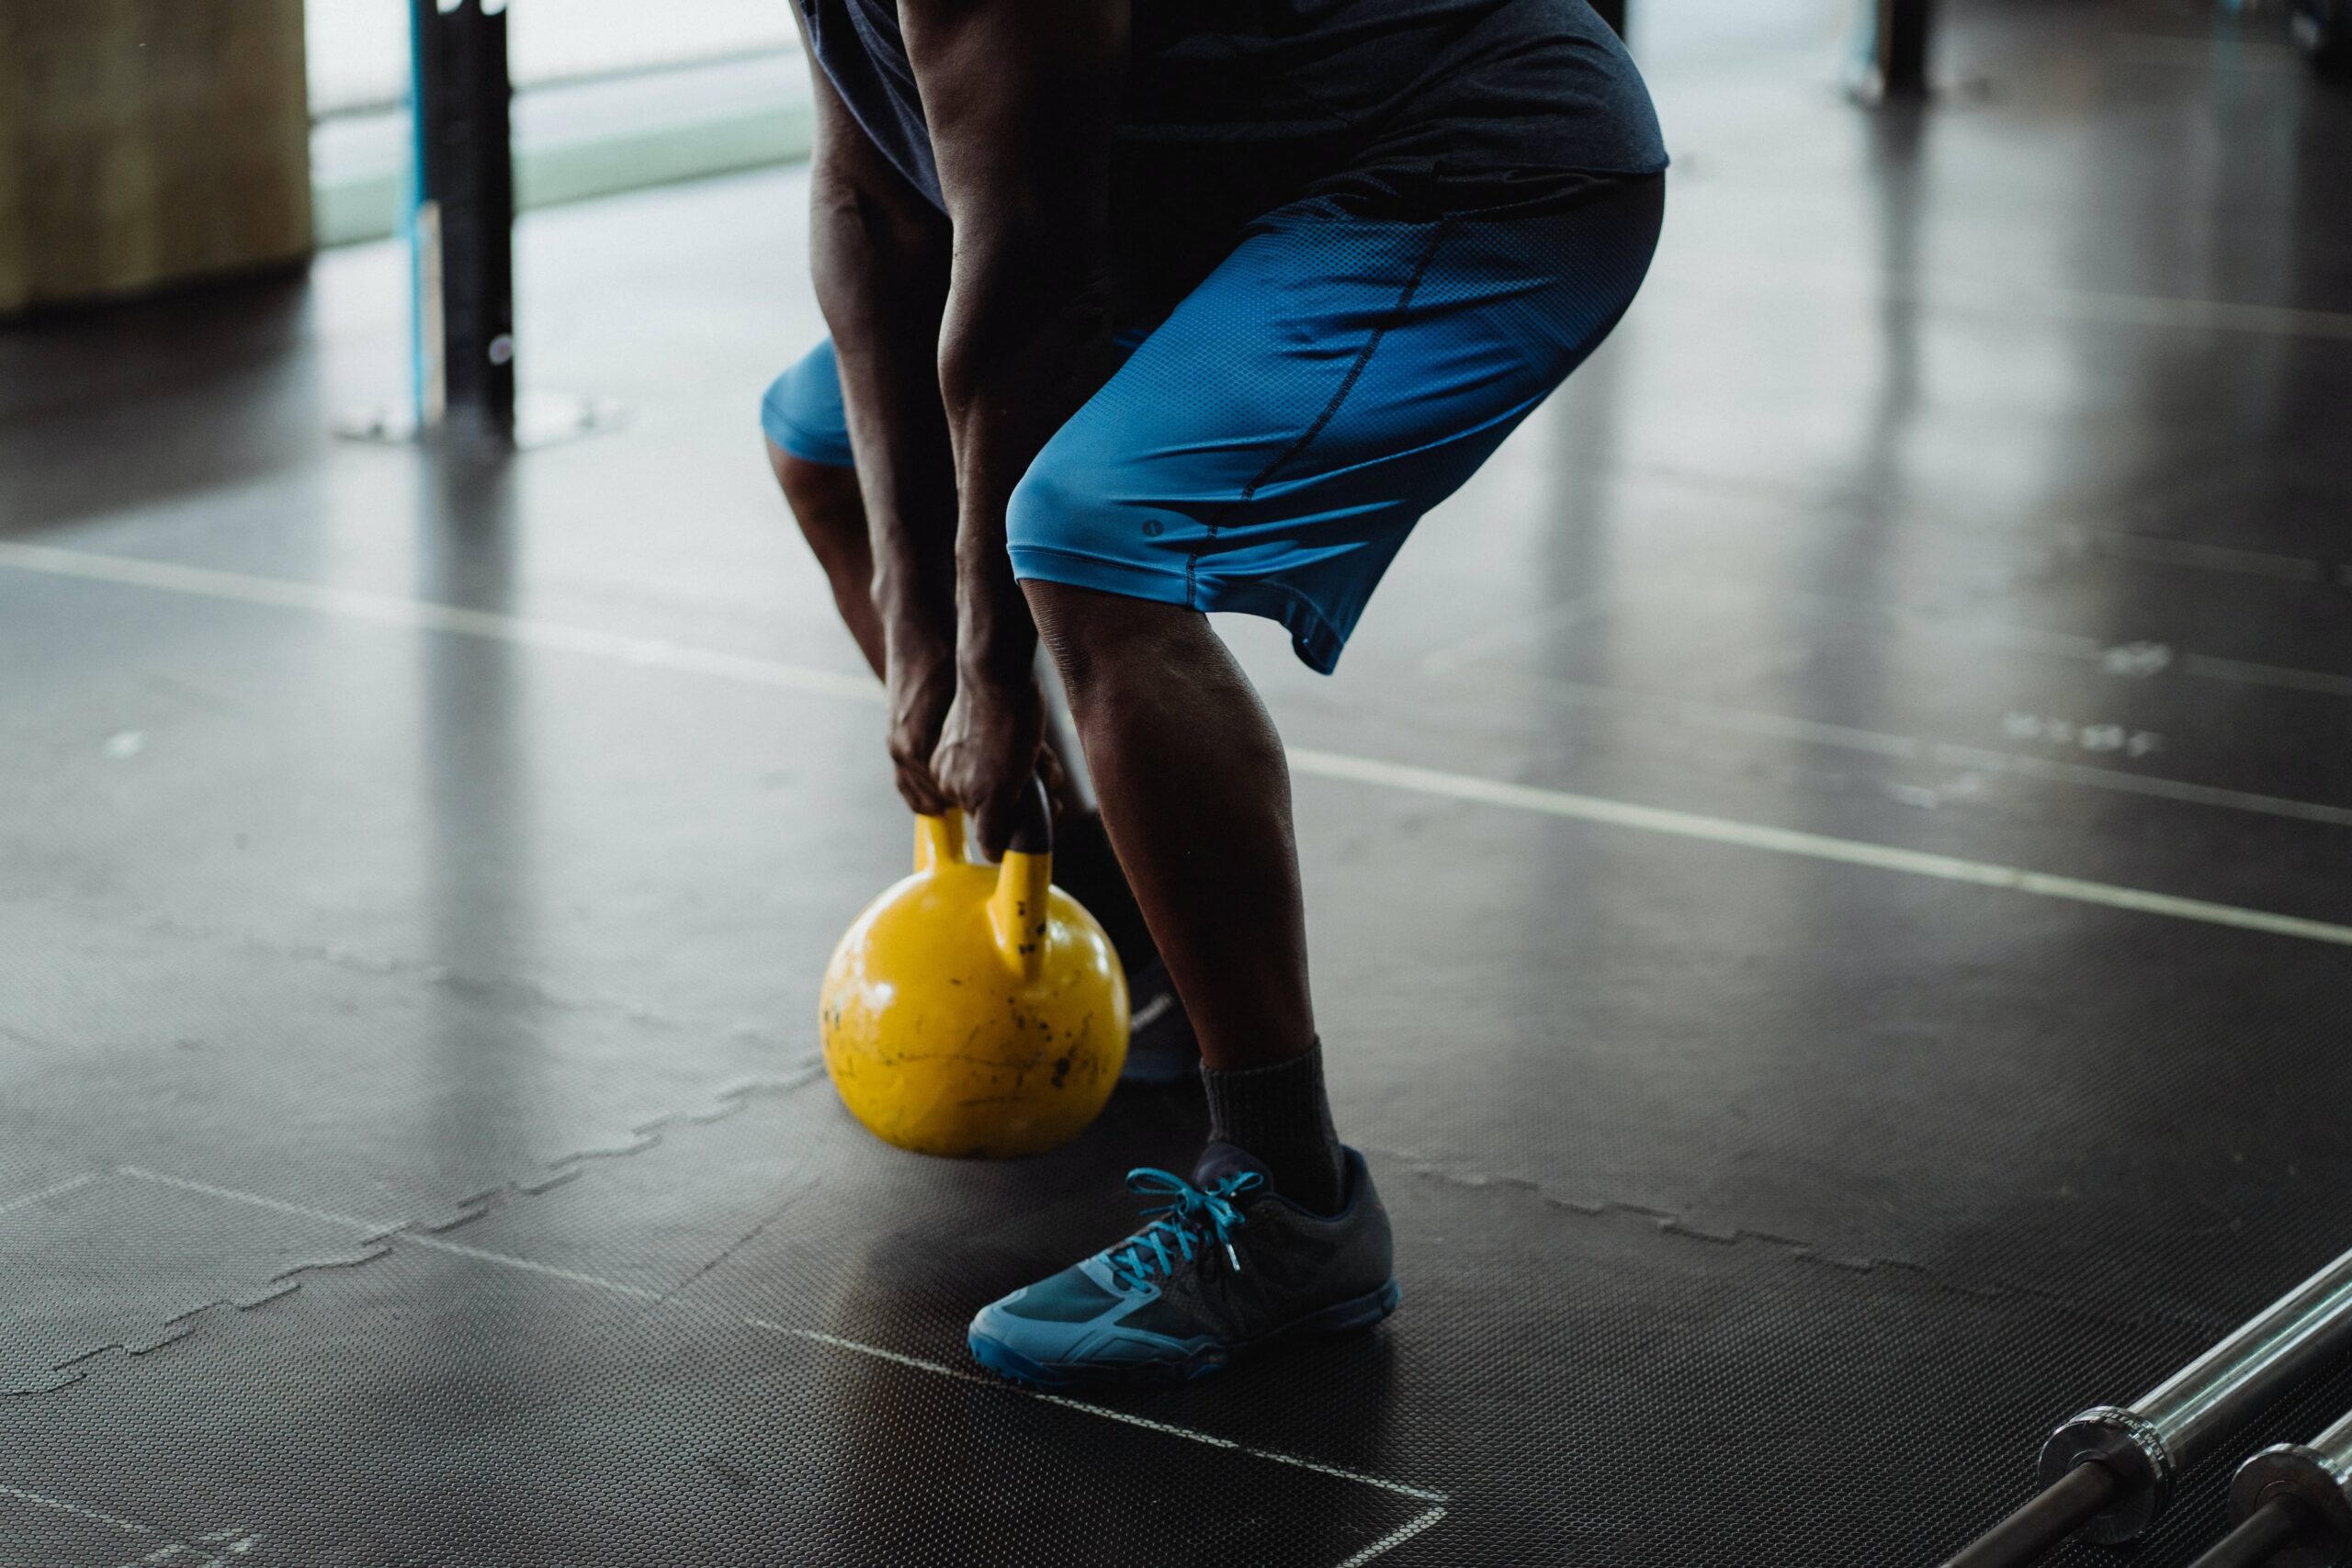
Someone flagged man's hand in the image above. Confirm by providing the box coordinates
[931,660,1045,857]
[883,633,959,817]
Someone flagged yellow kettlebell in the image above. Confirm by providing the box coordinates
[820,789,1128,1158]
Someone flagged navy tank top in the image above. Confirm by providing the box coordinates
[797,0,1666,214]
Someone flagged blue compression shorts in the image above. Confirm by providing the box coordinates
[762,176,1663,672]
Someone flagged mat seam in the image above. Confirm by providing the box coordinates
[10,1095,2249,1396]
[1366,1146,2244,1341]
[5,1065,826,1396]
[0,881,798,1049]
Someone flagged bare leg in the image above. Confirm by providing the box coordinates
[964,584,1377,1381]
[1023,581,1313,1075]
[767,440,886,677]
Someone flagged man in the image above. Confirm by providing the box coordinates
[763,0,1665,1388]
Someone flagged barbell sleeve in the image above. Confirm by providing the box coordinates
[1940,1244,2352,1567]
[2216,1403,2352,1568]
[2038,1246,2352,1545]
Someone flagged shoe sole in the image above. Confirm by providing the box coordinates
[968,1278,1402,1390]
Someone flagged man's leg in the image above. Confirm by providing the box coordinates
[1026,584,1310,1067]
[767,439,888,678]
[966,178,1662,1388]
[967,587,1393,1388]
[1028,581,1346,1212]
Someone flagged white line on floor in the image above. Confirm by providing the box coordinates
[399,1233,668,1301]
[0,1172,100,1219]
[0,541,880,705]
[1439,636,2352,826]
[118,1166,404,1235]
[1333,1505,1451,1567]
[0,1483,229,1567]
[1441,660,2352,828]
[8,540,2350,947]
[119,1166,1452,1521]
[742,1320,1447,1506]
[1422,647,2352,827]
[117,1166,667,1300]
[1286,749,2352,947]
[1476,663,1928,760]
[1649,573,2352,705]
[2086,526,2330,584]
[1924,741,2352,829]
[1198,1438,1448,1505]
[2185,650,2352,700]
[745,1320,980,1382]
[0,1482,160,1539]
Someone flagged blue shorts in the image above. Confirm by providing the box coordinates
[762,176,1663,672]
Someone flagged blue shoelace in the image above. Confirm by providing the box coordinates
[1102,1168,1265,1292]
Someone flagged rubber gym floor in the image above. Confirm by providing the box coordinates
[5,3,2349,1564]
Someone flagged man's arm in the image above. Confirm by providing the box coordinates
[900,0,1127,852]
[798,32,963,814]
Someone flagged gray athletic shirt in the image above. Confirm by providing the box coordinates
[797,0,1668,224]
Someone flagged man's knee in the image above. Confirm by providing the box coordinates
[1013,449,1111,685]
[759,343,854,469]
[1014,447,1206,682]
[1023,577,1103,697]
[769,440,855,516]
[1025,578,1202,705]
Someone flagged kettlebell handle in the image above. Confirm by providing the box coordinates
[913,810,966,873]
[1002,774,1053,857]
[911,778,1053,980]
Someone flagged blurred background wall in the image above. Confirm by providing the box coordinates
[0,0,815,316]
[0,0,312,314]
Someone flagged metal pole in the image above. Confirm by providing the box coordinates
[2188,1498,2318,1568]
[1940,1461,2118,1568]
[1939,1245,2352,1567]
[1850,0,1933,102]
[2210,1404,2352,1568]
[409,0,515,444]
[1877,0,1931,97]
[2044,1247,2352,1543]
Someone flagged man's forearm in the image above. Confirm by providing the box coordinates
[903,0,1127,687]
[806,126,957,645]
[938,261,1117,683]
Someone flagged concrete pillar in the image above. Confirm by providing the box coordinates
[0,0,311,314]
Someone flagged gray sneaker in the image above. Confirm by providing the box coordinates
[967,1143,1398,1388]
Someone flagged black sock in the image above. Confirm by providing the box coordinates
[1051,811,1159,976]
[1201,1041,1346,1214]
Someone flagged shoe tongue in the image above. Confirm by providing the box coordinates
[1192,1141,1273,1192]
